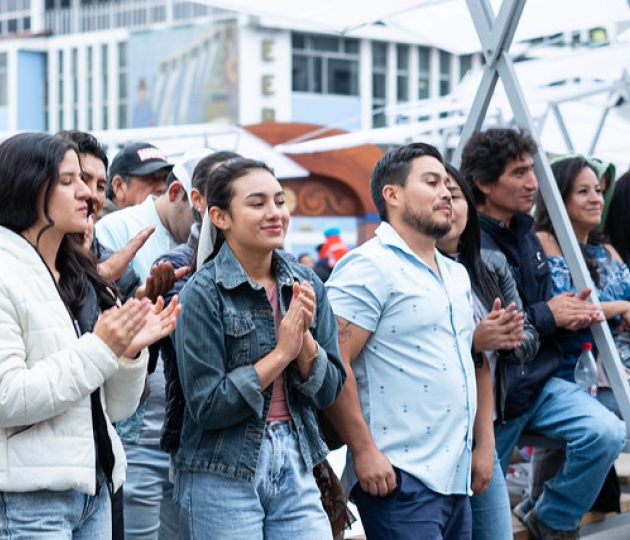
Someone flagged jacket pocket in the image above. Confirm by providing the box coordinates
[224,312,256,368]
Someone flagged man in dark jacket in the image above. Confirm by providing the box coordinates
[460,128,625,540]
[153,150,240,462]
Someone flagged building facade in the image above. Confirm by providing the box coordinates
[0,0,485,133]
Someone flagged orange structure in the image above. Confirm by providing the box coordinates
[244,122,384,244]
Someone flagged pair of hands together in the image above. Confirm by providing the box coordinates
[93,295,181,359]
[277,281,318,374]
[85,223,185,358]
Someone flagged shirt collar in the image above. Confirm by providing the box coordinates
[213,243,300,291]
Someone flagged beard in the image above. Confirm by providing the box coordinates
[402,203,452,239]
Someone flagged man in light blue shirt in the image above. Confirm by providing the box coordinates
[326,142,477,539]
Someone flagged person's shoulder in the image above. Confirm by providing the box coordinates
[603,243,624,264]
[535,231,561,257]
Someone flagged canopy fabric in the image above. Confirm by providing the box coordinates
[199,0,630,54]
[273,42,630,171]
[88,123,309,179]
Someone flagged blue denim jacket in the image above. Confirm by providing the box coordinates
[174,243,346,481]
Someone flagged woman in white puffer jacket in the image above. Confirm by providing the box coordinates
[0,132,180,539]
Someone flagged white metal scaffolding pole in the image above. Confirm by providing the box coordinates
[453,0,630,446]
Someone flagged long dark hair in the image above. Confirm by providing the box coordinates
[534,156,603,287]
[444,163,503,311]
[0,132,117,312]
[605,170,630,267]
[206,157,275,260]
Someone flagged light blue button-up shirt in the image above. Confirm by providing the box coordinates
[326,222,477,495]
[95,195,178,281]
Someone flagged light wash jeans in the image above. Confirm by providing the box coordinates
[493,377,625,530]
[470,450,513,540]
[174,421,332,540]
[123,443,182,540]
[0,480,111,539]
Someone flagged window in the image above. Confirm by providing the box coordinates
[87,46,93,130]
[44,52,49,130]
[459,54,472,80]
[0,53,7,107]
[439,50,451,96]
[58,50,64,128]
[117,41,127,128]
[372,42,387,128]
[396,44,409,102]
[291,32,359,96]
[101,43,108,129]
[418,46,431,100]
[72,48,78,128]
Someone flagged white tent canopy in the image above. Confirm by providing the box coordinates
[274,42,630,170]
[89,123,309,179]
[199,0,630,54]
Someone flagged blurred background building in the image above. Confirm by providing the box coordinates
[0,0,629,255]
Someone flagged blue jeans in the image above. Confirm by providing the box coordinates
[123,443,182,540]
[470,450,512,540]
[351,468,472,540]
[493,377,625,530]
[175,421,331,540]
[0,481,111,539]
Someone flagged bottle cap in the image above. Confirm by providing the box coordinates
[581,342,593,350]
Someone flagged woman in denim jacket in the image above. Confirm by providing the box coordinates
[174,157,346,539]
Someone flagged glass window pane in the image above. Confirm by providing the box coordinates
[118,42,127,68]
[327,58,357,95]
[397,44,408,70]
[0,74,7,107]
[311,35,338,52]
[460,54,472,79]
[372,73,386,100]
[418,77,429,100]
[344,39,359,54]
[397,75,408,101]
[439,79,450,96]
[312,56,322,93]
[292,55,308,91]
[439,50,451,75]
[418,46,430,74]
[118,72,126,99]
[292,33,305,49]
[118,104,126,129]
[373,107,386,128]
[372,42,387,68]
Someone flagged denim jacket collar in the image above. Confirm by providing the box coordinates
[214,242,300,293]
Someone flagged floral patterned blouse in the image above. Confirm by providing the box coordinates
[548,243,630,381]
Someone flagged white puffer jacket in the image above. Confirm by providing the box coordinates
[0,227,148,494]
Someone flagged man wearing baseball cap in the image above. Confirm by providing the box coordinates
[101,141,174,218]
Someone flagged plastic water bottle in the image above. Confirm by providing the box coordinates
[574,342,598,397]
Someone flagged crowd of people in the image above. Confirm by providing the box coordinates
[0,125,629,540]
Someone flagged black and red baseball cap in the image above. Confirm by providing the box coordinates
[108,141,174,181]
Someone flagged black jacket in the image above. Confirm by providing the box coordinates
[479,213,562,420]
